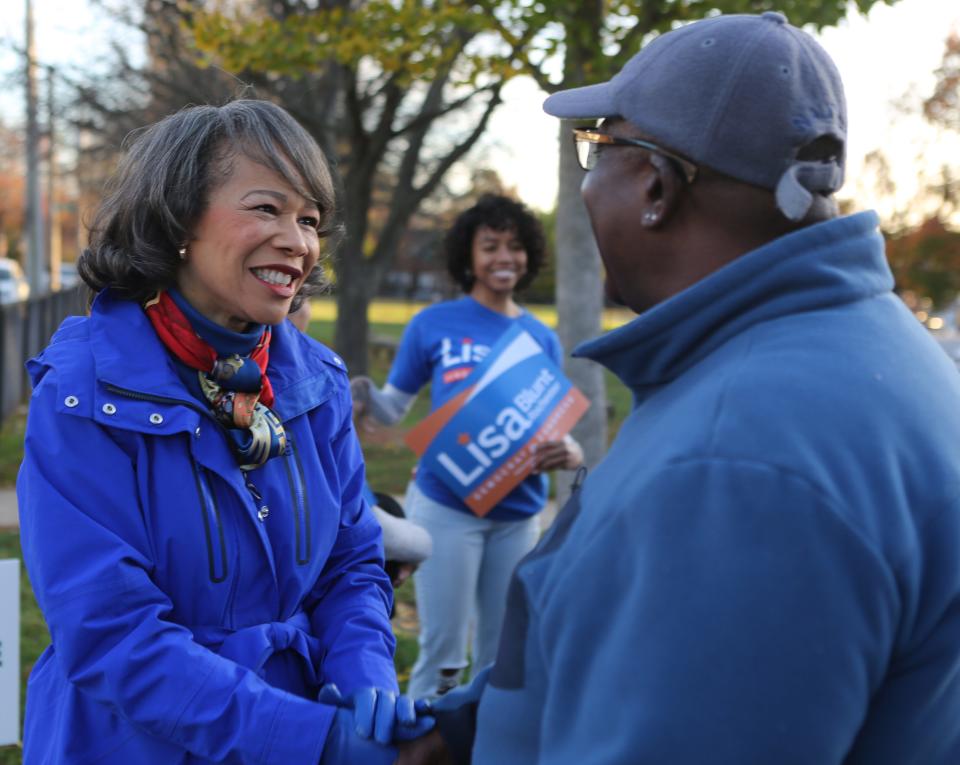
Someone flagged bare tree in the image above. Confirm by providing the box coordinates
[190,1,548,372]
[923,31,960,214]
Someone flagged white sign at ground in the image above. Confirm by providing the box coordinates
[0,559,20,746]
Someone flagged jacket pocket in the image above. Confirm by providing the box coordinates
[191,460,229,583]
[283,437,311,565]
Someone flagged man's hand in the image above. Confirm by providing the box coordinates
[397,729,456,765]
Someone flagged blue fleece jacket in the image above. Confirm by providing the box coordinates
[469,211,960,764]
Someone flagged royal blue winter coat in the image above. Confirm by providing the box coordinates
[17,290,398,764]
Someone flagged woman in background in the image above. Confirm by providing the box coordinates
[17,100,429,764]
[352,194,582,699]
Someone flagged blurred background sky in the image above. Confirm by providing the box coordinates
[481,0,960,216]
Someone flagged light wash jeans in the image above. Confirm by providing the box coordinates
[404,482,540,699]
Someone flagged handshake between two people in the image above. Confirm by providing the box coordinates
[318,683,452,765]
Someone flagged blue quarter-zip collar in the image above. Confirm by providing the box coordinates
[574,211,891,393]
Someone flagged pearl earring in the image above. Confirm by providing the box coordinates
[178,245,187,260]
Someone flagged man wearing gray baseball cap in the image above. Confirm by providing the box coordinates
[398,12,960,764]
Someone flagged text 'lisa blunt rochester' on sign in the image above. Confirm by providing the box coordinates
[0,558,20,746]
[405,326,590,516]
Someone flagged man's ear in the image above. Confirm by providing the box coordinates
[639,154,685,229]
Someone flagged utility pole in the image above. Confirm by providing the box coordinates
[24,0,46,296]
[46,65,60,292]
[74,125,86,258]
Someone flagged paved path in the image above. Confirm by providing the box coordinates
[0,488,16,528]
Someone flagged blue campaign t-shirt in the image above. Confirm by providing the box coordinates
[388,296,564,521]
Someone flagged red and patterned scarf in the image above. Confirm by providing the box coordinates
[144,291,275,416]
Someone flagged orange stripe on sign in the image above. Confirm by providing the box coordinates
[404,386,475,456]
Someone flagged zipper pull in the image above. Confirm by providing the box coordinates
[242,470,262,501]
[242,470,269,522]
[569,465,588,494]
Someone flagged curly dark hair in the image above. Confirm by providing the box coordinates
[444,194,546,293]
[78,99,340,312]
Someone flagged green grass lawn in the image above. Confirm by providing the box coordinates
[0,308,633,761]
[0,411,26,489]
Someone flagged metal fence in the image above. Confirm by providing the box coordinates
[0,287,87,425]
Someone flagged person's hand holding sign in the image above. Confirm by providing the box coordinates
[532,434,584,474]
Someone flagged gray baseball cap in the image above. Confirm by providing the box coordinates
[543,11,846,221]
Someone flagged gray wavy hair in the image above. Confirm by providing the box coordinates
[79,99,339,312]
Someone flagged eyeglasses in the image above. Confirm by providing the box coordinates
[572,128,698,183]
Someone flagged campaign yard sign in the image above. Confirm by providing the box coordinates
[0,559,19,745]
[406,325,589,516]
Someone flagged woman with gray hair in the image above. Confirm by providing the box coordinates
[17,100,431,764]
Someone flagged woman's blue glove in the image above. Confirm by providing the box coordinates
[319,684,436,744]
[319,706,397,765]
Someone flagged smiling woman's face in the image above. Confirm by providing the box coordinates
[176,151,322,331]
[468,224,528,301]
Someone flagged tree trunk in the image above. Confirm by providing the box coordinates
[333,237,372,375]
[552,118,607,510]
